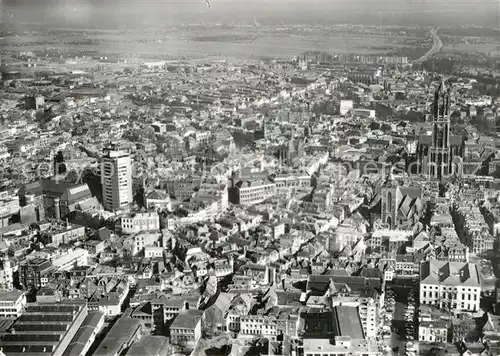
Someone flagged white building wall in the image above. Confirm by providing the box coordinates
[101,150,133,211]
[420,283,480,311]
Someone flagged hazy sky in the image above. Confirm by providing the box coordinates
[3,0,500,28]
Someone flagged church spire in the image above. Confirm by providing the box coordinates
[434,79,451,120]
[438,79,447,94]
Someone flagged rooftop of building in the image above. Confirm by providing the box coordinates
[92,317,142,356]
[332,306,364,339]
[0,303,86,355]
[170,309,204,329]
[125,336,170,356]
[62,312,104,356]
[0,289,25,302]
[303,337,378,354]
[19,179,92,203]
[420,259,480,286]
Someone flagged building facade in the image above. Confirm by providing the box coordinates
[19,258,54,290]
[120,212,160,235]
[0,255,14,291]
[380,182,423,230]
[169,309,204,348]
[101,149,133,211]
[416,81,464,179]
[418,321,448,343]
[420,259,481,312]
[51,248,89,271]
[230,179,276,206]
[0,290,26,318]
[18,180,94,221]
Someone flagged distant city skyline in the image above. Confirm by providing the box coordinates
[2,0,499,28]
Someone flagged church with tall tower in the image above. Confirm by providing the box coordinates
[416,80,464,179]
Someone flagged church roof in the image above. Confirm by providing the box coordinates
[398,186,422,200]
[18,179,92,203]
[438,79,448,94]
[61,184,92,204]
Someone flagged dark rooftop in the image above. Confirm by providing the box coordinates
[170,309,204,329]
[332,306,364,339]
[93,317,142,356]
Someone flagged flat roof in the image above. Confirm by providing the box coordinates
[332,306,364,339]
[0,289,24,302]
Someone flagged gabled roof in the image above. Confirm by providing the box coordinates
[61,184,92,204]
[210,292,235,313]
[147,190,170,201]
[420,259,480,286]
[307,274,381,296]
[398,186,422,200]
[230,293,254,312]
[398,195,414,218]
[18,179,92,203]
[483,313,500,334]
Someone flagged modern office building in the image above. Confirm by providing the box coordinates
[101,148,133,212]
[51,248,89,271]
[0,290,26,318]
